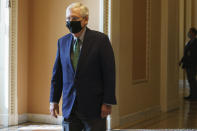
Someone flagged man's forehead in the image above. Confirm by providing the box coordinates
[66,8,81,17]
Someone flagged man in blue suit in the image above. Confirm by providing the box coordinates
[49,2,116,131]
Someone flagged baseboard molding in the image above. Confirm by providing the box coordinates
[18,114,28,124]
[167,99,179,112]
[119,105,161,128]
[9,114,18,125]
[0,114,18,126]
[18,114,62,125]
[0,114,8,126]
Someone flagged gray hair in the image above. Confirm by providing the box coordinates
[66,2,89,17]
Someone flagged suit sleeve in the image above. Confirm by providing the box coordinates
[193,40,197,65]
[50,40,63,103]
[189,39,197,65]
[99,35,117,105]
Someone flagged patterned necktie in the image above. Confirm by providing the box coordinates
[73,38,80,71]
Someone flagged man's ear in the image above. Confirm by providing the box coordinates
[84,16,89,25]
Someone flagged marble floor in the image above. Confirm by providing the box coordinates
[122,100,197,129]
[0,123,62,131]
[1,88,197,131]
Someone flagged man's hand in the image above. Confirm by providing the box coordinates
[101,104,112,118]
[50,103,59,118]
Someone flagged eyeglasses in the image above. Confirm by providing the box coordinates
[66,16,83,21]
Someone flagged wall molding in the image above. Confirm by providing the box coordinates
[132,0,151,85]
[18,114,63,125]
[119,105,161,128]
[18,114,28,124]
[145,0,151,83]
[0,114,19,126]
[8,0,18,126]
[166,99,179,112]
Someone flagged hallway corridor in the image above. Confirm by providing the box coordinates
[1,0,197,130]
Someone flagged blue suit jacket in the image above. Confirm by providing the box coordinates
[50,28,116,119]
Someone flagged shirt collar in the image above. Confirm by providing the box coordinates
[73,27,86,42]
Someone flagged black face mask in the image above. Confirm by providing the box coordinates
[66,21,82,33]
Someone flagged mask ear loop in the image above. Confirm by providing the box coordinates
[80,17,86,29]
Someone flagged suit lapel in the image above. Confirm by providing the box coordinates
[75,28,92,75]
[67,35,75,75]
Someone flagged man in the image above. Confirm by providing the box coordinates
[180,27,197,100]
[49,2,116,131]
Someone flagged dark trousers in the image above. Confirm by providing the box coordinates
[62,102,106,131]
[186,67,197,97]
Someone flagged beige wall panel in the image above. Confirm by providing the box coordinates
[185,0,192,42]
[132,0,147,81]
[111,0,121,127]
[119,0,161,117]
[167,0,179,102]
[17,0,29,114]
[179,0,185,80]
[192,0,197,28]
[119,0,133,116]
[160,0,180,112]
[27,0,100,114]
